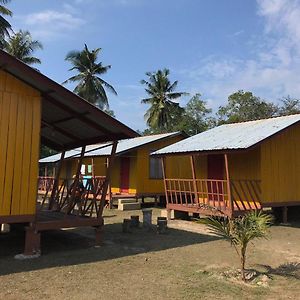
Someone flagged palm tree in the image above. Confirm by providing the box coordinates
[4,30,43,65]
[200,211,273,281]
[141,69,187,132]
[63,44,117,109]
[0,0,12,49]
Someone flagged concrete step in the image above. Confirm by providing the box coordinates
[118,198,137,205]
[118,202,141,211]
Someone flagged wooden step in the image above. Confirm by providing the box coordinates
[118,198,137,205]
[118,202,141,211]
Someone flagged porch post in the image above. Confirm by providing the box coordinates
[49,151,65,210]
[224,153,233,215]
[92,158,95,177]
[190,155,198,204]
[161,156,170,210]
[98,141,118,217]
[106,157,113,209]
[67,146,86,214]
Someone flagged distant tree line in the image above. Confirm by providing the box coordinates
[1,0,300,149]
[140,68,300,135]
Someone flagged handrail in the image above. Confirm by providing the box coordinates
[37,176,107,218]
[164,178,261,215]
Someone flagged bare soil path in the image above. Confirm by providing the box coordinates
[0,208,299,299]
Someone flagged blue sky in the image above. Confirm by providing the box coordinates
[8,0,300,130]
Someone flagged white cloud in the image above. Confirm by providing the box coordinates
[15,9,85,41]
[181,0,300,110]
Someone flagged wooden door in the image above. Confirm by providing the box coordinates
[207,155,224,201]
[120,157,130,193]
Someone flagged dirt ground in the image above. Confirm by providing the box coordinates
[0,208,300,300]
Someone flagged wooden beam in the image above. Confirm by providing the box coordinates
[43,94,113,135]
[63,133,126,150]
[92,158,95,178]
[49,151,65,210]
[42,120,79,141]
[45,112,89,126]
[161,157,169,206]
[40,136,64,150]
[98,141,118,217]
[224,154,233,216]
[67,146,86,214]
[190,155,198,204]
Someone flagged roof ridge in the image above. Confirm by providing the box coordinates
[221,113,300,127]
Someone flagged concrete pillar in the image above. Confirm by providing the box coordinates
[142,208,152,228]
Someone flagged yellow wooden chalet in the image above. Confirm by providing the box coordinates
[153,115,300,221]
[39,132,187,206]
[0,50,137,255]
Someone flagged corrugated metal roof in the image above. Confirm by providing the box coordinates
[0,50,138,151]
[39,144,109,163]
[40,132,183,163]
[153,114,300,155]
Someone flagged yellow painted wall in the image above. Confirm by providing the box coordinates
[261,123,300,203]
[165,155,193,179]
[0,70,41,217]
[57,135,187,196]
[93,157,107,176]
[111,156,120,193]
[163,149,261,182]
[228,148,261,180]
[137,135,187,194]
[193,149,261,181]
[194,155,208,179]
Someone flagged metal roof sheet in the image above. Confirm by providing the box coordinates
[153,114,300,155]
[40,132,183,163]
[0,50,138,151]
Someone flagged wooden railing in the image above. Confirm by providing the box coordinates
[38,176,55,193]
[164,178,261,216]
[230,179,262,211]
[38,176,107,218]
[165,179,230,214]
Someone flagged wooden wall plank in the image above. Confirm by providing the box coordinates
[261,123,300,203]
[2,93,17,215]
[20,98,33,215]
[27,96,41,214]
[0,71,41,217]
[11,94,26,215]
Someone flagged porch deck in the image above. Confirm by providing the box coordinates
[25,176,109,255]
[35,210,103,231]
[164,178,262,218]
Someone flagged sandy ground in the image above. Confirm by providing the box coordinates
[0,208,300,300]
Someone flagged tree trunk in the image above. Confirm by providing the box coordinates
[241,247,246,281]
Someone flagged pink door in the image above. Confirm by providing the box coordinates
[120,157,130,193]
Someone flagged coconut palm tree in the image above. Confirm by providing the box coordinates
[200,211,273,281]
[4,30,43,65]
[0,0,12,48]
[63,44,117,109]
[141,69,187,132]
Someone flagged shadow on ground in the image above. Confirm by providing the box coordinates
[258,262,300,280]
[0,221,219,276]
